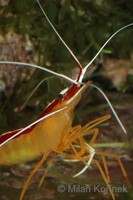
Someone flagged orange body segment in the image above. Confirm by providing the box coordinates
[0,106,72,165]
[0,82,90,165]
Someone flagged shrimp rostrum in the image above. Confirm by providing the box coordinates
[0,1,132,200]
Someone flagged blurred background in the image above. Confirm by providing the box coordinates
[0,0,133,199]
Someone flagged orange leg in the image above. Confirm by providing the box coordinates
[55,114,110,157]
[38,153,56,188]
[96,151,131,188]
[65,114,110,145]
[20,153,47,200]
[57,126,99,175]
[58,128,98,168]
[101,155,110,184]
[93,158,115,200]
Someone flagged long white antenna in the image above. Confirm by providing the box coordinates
[0,61,77,85]
[36,0,83,72]
[91,84,127,134]
[79,23,133,82]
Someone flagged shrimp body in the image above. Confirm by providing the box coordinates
[0,110,71,165]
[0,1,132,199]
[0,82,90,165]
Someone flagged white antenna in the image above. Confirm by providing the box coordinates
[0,61,77,85]
[36,0,83,74]
[79,23,133,82]
[91,84,127,134]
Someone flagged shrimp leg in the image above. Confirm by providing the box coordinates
[93,158,115,200]
[95,151,131,188]
[20,153,47,200]
[38,153,57,188]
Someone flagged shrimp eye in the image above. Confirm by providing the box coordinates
[57,93,64,100]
